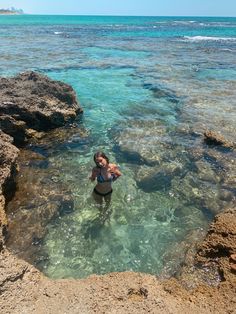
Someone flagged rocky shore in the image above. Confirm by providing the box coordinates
[0,72,235,313]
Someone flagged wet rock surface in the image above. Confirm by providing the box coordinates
[0,131,19,250]
[204,130,235,148]
[175,207,236,309]
[0,71,83,145]
[197,208,236,265]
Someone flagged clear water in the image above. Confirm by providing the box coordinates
[2,15,236,279]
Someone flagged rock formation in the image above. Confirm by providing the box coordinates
[0,131,19,250]
[0,72,235,313]
[204,129,235,148]
[0,71,82,145]
[0,71,82,251]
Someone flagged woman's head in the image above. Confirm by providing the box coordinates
[94,151,109,168]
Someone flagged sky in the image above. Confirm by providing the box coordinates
[0,0,236,16]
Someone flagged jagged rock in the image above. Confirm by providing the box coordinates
[204,130,235,148]
[197,208,236,260]
[0,130,19,250]
[0,130,19,200]
[0,71,83,145]
[196,208,236,283]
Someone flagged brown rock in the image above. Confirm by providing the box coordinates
[204,130,235,148]
[0,131,19,250]
[196,208,236,284]
[0,71,83,145]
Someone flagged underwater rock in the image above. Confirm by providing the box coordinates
[171,172,223,216]
[115,120,171,165]
[0,71,83,145]
[28,124,90,155]
[6,182,74,264]
[136,162,182,193]
[143,82,180,104]
[160,228,206,280]
[219,189,235,202]
[195,160,221,184]
[202,148,236,191]
[5,146,75,264]
[137,170,172,192]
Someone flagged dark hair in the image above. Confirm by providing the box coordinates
[94,151,109,167]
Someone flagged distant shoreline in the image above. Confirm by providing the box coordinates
[0,13,21,15]
[0,13,235,18]
[0,9,24,15]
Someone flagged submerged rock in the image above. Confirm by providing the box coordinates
[114,119,171,165]
[0,71,83,145]
[136,162,182,193]
[5,148,75,264]
[143,82,180,104]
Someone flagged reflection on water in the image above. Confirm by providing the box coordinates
[3,15,236,279]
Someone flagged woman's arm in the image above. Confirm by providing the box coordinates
[89,167,98,181]
[110,164,122,177]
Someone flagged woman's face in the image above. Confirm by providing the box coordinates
[95,156,107,168]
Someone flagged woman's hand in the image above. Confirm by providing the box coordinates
[110,164,122,177]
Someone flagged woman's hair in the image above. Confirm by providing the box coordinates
[94,151,109,167]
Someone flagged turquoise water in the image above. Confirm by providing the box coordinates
[3,15,236,279]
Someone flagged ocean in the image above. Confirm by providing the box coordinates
[1,15,236,279]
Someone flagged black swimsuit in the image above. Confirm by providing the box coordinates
[93,188,113,197]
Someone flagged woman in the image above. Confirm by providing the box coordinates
[90,151,121,209]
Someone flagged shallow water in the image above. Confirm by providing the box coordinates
[2,15,236,279]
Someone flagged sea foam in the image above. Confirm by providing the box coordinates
[183,36,236,42]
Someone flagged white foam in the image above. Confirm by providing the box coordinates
[183,36,236,42]
[54,31,63,35]
[174,20,196,25]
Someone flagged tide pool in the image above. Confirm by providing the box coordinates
[3,15,236,279]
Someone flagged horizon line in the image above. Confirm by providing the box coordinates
[9,13,236,18]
